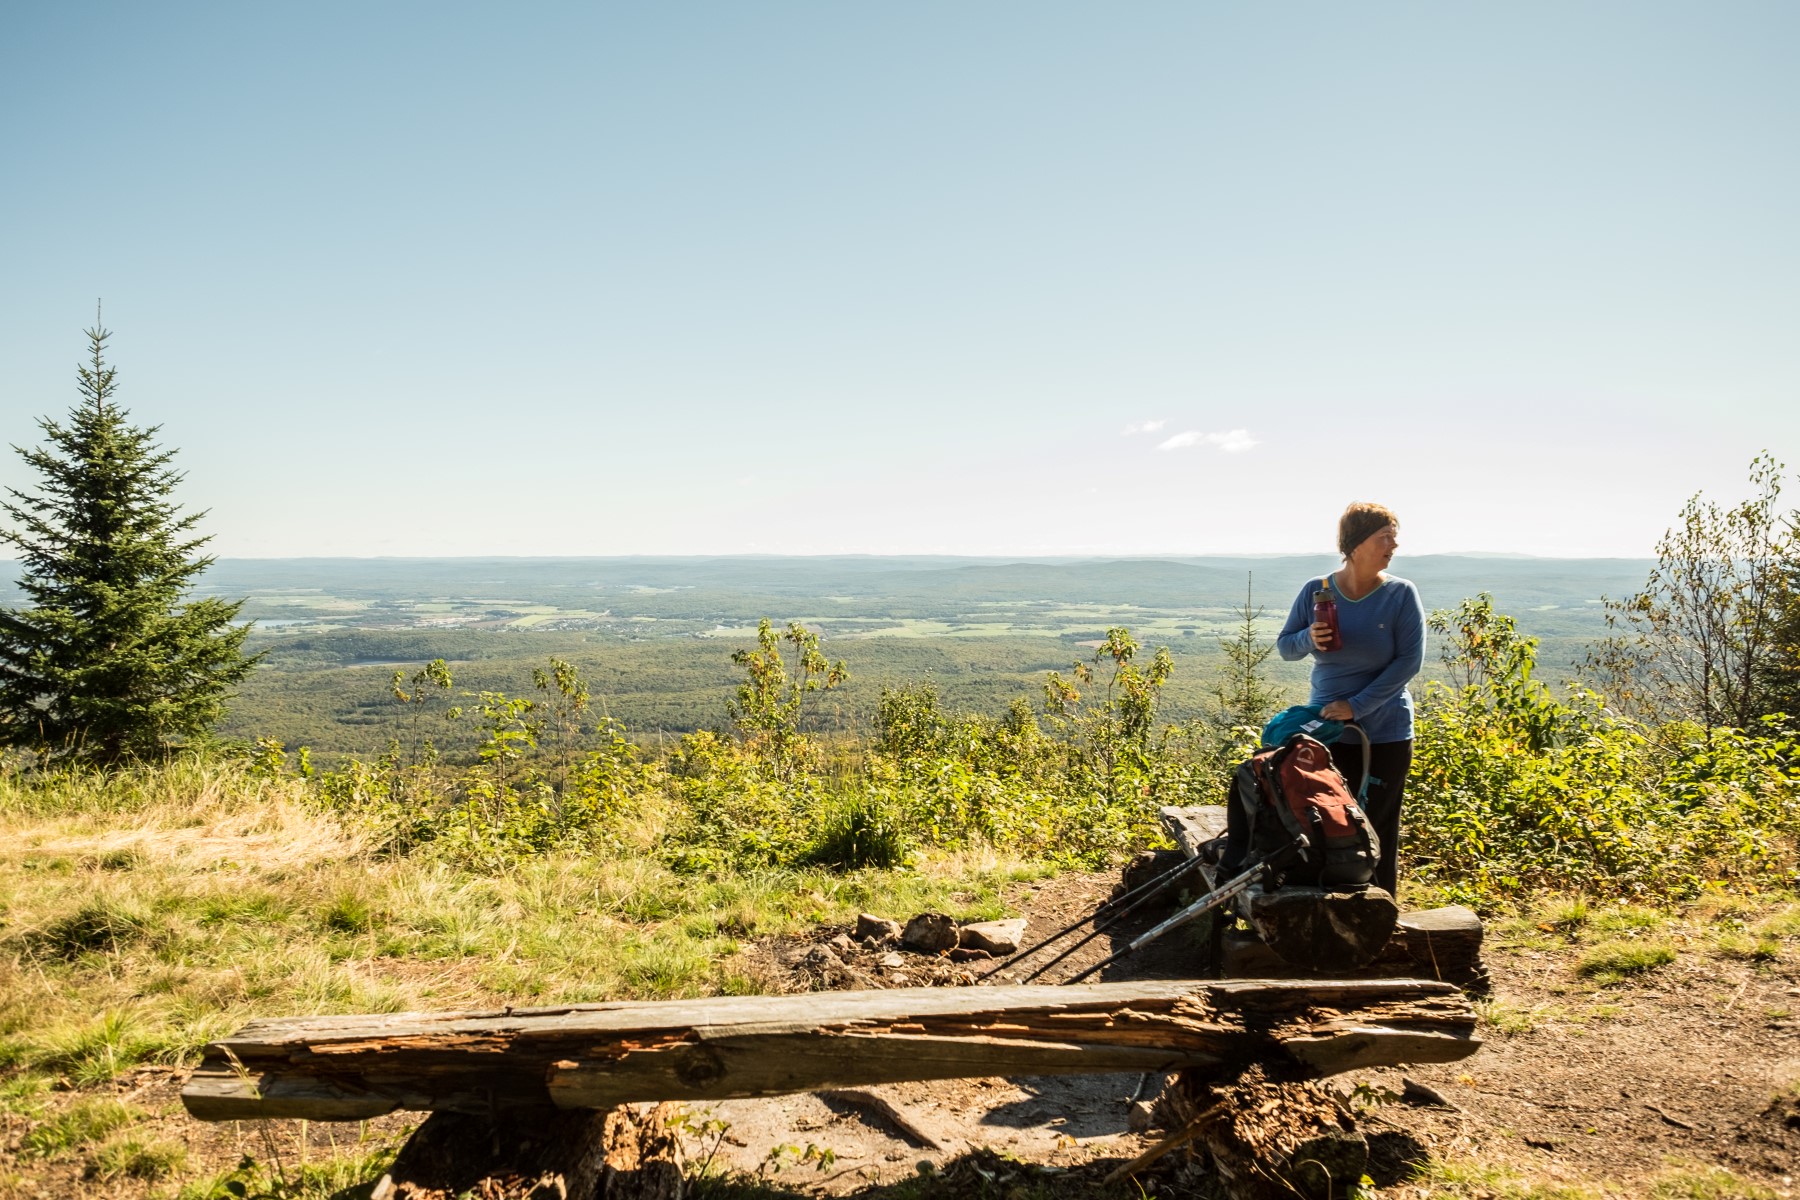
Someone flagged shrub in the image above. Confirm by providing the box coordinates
[806,789,914,870]
[1407,596,1800,905]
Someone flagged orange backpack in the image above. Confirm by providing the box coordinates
[1224,733,1379,888]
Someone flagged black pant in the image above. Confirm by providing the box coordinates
[1330,737,1412,896]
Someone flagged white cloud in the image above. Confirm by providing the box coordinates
[1120,419,1166,436]
[1156,428,1260,453]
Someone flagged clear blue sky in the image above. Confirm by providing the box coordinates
[3,3,1795,558]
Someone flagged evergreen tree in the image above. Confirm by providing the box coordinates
[1213,574,1282,731]
[0,323,257,763]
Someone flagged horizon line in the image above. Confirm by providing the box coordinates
[0,550,1659,564]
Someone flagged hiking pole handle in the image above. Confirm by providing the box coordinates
[1062,835,1310,985]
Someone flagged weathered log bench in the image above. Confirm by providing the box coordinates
[183,978,1479,1123]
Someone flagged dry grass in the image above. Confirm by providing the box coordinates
[0,758,1053,1194]
[6,759,1792,1199]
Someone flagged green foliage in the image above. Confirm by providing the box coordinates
[283,590,1797,904]
[662,729,815,872]
[729,618,848,779]
[1763,553,1800,727]
[1409,596,1800,903]
[805,789,914,870]
[311,657,659,863]
[875,678,952,760]
[1587,452,1797,731]
[0,323,257,764]
[851,630,1235,868]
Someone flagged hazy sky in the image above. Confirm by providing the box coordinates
[3,3,1795,559]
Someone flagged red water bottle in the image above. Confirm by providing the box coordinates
[1313,586,1340,652]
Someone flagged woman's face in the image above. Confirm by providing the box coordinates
[1351,524,1399,572]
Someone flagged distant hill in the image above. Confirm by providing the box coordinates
[3,553,1654,638]
[101,553,1653,759]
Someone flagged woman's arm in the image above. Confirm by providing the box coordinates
[1346,582,1426,718]
[1276,581,1318,662]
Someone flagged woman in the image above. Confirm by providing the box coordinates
[1276,502,1425,896]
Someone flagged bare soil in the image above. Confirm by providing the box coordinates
[674,870,1800,1197]
[4,871,1798,1198]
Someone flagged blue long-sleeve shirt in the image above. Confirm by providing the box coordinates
[1276,573,1426,744]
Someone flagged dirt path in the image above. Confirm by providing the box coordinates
[680,872,1800,1196]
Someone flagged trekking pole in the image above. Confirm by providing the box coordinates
[1063,835,1310,985]
[1343,722,1372,802]
[978,853,1211,984]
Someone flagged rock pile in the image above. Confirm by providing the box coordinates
[779,911,1030,992]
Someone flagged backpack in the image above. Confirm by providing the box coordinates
[1219,732,1380,889]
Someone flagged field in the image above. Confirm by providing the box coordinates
[160,554,1656,760]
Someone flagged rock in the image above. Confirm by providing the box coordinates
[948,947,992,963]
[1127,1099,1160,1133]
[794,945,859,990]
[793,945,842,970]
[856,913,902,942]
[901,912,959,954]
[877,952,906,969]
[828,933,857,954]
[958,918,1027,956]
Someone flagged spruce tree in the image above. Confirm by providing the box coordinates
[0,323,256,764]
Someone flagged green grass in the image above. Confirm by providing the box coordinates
[1575,939,1677,984]
[30,1007,177,1085]
[1477,999,1562,1035]
[1408,1157,1604,1199]
[17,1097,143,1158]
[1714,930,1783,961]
[1755,902,1800,938]
[90,1137,189,1183]
[0,762,1054,1111]
[1538,896,1591,934]
[176,1148,400,1200]
[31,894,157,958]
[1649,1165,1778,1199]
[2,753,1792,1199]
[1587,905,1667,939]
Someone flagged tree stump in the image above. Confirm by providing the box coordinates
[1158,1066,1366,1200]
[1242,886,1399,972]
[370,1103,684,1200]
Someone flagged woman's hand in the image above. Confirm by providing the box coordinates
[1320,700,1354,721]
[1309,620,1336,652]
